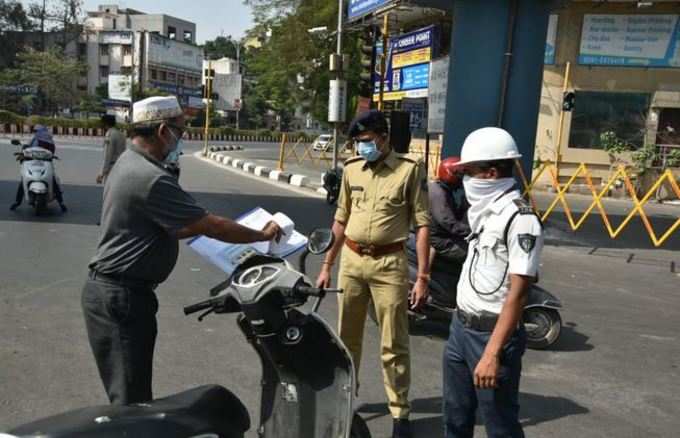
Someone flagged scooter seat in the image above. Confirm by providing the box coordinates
[10,385,250,438]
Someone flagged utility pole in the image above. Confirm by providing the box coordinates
[203,59,213,156]
[329,0,345,172]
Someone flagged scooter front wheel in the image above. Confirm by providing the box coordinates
[523,308,562,350]
[350,413,371,438]
[34,193,47,216]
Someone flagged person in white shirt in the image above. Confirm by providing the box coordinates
[443,127,544,438]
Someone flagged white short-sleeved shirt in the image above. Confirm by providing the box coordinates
[457,190,544,315]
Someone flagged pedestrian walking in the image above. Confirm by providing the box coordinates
[97,115,127,184]
[442,127,544,438]
[316,110,431,438]
[82,96,282,405]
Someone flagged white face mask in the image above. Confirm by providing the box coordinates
[463,176,517,232]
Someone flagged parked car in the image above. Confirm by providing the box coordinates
[312,134,334,152]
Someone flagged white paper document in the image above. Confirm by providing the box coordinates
[187,207,307,275]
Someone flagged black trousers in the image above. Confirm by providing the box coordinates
[14,178,64,205]
[81,277,159,405]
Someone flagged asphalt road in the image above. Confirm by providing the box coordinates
[1,137,679,437]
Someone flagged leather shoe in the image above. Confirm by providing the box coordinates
[392,418,412,438]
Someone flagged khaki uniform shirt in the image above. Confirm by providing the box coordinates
[102,127,127,176]
[334,150,430,246]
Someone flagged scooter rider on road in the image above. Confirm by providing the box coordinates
[443,127,544,438]
[10,125,67,212]
[83,96,282,406]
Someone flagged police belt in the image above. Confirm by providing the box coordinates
[88,270,158,291]
[345,238,405,258]
[456,308,499,332]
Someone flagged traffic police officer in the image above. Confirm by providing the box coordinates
[442,127,544,438]
[316,110,430,438]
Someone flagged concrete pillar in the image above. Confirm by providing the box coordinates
[443,0,552,176]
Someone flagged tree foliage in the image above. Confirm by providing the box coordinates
[204,35,239,60]
[0,48,87,113]
[240,0,362,130]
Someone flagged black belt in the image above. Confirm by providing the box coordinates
[88,270,158,290]
[456,308,499,332]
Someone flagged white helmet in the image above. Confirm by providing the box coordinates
[458,127,522,165]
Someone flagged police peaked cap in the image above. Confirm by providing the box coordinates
[348,110,389,138]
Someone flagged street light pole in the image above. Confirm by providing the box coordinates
[332,0,344,172]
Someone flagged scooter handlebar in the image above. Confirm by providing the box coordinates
[294,285,343,297]
[183,298,217,315]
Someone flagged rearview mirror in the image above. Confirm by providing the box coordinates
[11,139,21,146]
[307,228,334,255]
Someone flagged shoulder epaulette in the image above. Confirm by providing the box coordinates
[512,198,535,215]
[396,153,421,165]
[345,156,363,165]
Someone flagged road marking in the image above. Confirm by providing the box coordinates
[639,334,676,342]
[192,151,324,199]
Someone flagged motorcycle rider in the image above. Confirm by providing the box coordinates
[10,125,67,212]
[442,127,544,438]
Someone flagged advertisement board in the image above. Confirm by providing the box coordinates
[545,14,558,65]
[427,56,449,134]
[108,74,132,102]
[373,25,438,102]
[147,33,203,72]
[212,73,243,111]
[579,14,680,67]
[348,0,393,21]
[100,31,133,45]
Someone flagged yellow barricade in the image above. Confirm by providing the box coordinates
[277,134,352,171]
[516,161,680,247]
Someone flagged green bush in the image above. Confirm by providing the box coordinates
[0,110,25,124]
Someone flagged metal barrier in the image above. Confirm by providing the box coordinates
[277,134,352,171]
[516,161,680,247]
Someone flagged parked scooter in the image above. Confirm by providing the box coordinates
[11,139,61,215]
[369,234,563,350]
[6,229,371,438]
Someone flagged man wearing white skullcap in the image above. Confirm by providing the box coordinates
[82,96,282,405]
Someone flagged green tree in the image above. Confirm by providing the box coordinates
[241,0,361,130]
[0,48,87,113]
[204,35,239,60]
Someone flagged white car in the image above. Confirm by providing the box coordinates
[312,134,333,152]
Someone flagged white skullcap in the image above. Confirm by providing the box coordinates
[132,96,183,124]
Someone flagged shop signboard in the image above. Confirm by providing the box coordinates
[373,25,439,102]
[579,14,680,67]
[348,0,393,21]
[427,56,449,134]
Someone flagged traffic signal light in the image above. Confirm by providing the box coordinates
[359,27,377,98]
[563,91,575,112]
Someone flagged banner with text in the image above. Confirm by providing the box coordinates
[579,14,680,67]
[348,0,393,21]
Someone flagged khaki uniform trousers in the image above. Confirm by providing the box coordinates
[338,245,411,419]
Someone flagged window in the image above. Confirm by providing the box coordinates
[99,66,109,79]
[184,30,193,43]
[177,75,185,85]
[168,72,176,82]
[168,26,177,40]
[151,69,158,80]
[100,44,109,56]
[113,18,117,30]
[120,66,132,75]
[159,70,167,81]
[569,91,651,150]
[122,45,133,56]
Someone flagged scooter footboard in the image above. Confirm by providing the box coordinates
[238,310,354,438]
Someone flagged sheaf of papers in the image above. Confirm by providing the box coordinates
[187,207,307,275]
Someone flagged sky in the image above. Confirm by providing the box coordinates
[19,0,255,43]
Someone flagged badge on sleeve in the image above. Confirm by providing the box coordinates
[518,234,537,253]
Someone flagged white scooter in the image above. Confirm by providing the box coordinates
[11,139,61,215]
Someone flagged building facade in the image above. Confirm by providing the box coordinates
[535,0,680,182]
[81,4,202,106]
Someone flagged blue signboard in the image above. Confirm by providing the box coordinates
[348,0,392,21]
[545,15,558,65]
[579,14,680,67]
[373,25,439,101]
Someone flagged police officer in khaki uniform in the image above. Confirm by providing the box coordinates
[316,110,430,438]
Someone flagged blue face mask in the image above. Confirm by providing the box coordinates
[357,140,382,162]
